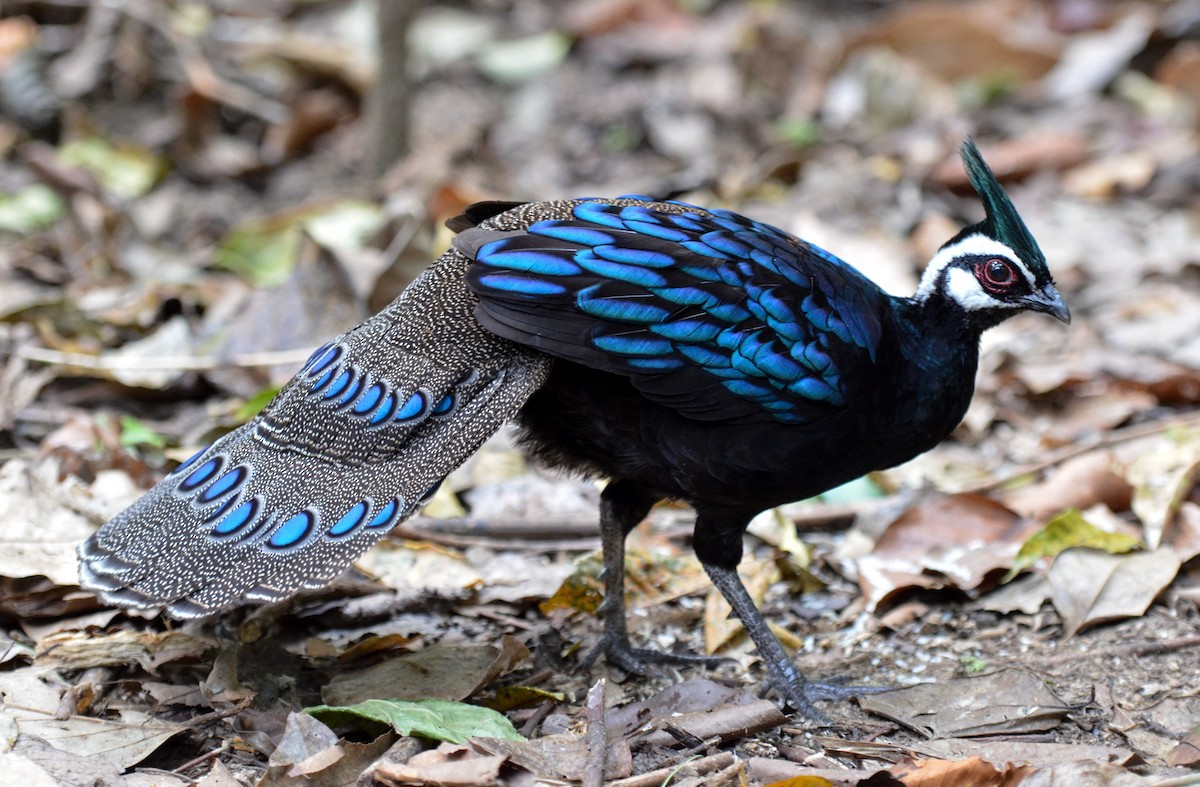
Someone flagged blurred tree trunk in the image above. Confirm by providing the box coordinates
[365,0,418,179]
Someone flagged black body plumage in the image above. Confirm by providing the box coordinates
[79,141,1068,718]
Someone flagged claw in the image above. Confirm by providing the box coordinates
[582,632,728,678]
[761,674,890,723]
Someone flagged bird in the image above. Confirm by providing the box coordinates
[78,140,1069,721]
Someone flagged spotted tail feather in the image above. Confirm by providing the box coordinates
[78,248,550,618]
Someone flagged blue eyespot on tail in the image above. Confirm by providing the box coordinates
[328,501,369,537]
[179,457,222,493]
[211,498,261,537]
[197,466,248,504]
[367,498,400,530]
[268,511,316,550]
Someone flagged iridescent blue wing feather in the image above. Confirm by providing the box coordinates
[460,199,886,424]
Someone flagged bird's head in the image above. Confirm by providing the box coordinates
[915,139,1070,327]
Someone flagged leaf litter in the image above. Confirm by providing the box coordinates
[2,0,1200,784]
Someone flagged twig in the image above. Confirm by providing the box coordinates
[179,696,254,729]
[963,410,1200,495]
[171,742,230,774]
[389,524,600,553]
[607,752,735,787]
[1001,634,1200,667]
[54,666,113,720]
[404,515,601,540]
[13,344,314,372]
[583,678,606,787]
[518,699,556,738]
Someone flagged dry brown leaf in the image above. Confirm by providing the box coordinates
[635,699,787,747]
[1047,547,1182,636]
[889,755,1032,787]
[911,738,1135,768]
[195,759,242,787]
[932,132,1088,189]
[1,667,185,769]
[1166,729,1200,768]
[1041,388,1156,446]
[1127,428,1200,549]
[34,628,214,671]
[258,712,394,787]
[1157,41,1200,107]
[473,733,633,782]
[850,0,1061,83]
[859,668,1071,738]
[604,678,758,739]
[1062,151,1157,198]
[857,494,1038,611]
[1164,502,1200,562]
[980,573,1051,615]
[322,636,530,706]
[375,742,508,787]
[1003,452,1133,520]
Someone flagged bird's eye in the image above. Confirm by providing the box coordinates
[977,258,1017,292]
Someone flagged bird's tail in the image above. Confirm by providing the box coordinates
[77,248,550,618]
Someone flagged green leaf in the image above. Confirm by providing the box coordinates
[0,184,64,234]
[1007,509,1141,581]
[215,200,385,288]
[304,200,385,252]
[118,415,167,449]
[816,474,885,505]
[775,117,821,149]
[214,218,302,288]
[484,685,566,712]
[476,31,571,84]
[306,698,525,744]
[58,137,164,199]
[960,655,988,675]
[234,386,281,422]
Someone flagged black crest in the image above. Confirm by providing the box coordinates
[960,139,1052,287]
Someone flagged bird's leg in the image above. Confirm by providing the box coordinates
[703,562,884,723]
[580,481,725,676]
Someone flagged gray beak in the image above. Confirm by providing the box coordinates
[1023,284,1071,324]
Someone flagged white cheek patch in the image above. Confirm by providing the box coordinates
[944,266,1020,312]
[914,233,1032,302]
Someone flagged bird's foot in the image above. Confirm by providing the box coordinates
[581,633,728,677]
[764,672,890,725]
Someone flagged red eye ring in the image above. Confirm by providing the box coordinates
[979,258,1017,290]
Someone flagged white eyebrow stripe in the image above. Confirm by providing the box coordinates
[914,233,1032,302]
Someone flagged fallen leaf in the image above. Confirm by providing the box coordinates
[473,732,633,782]
[979,574,1051,615]
[1127,428,1200,549]
[857,494,1037,611]
[35,629,215,671]
[1008,508,1141,580]
[322,637,529,706]
[1047,547,1182,636]
[888,755,1032,787]
[1003,452,1133,521]
[850,0,1061,84]
[1,667,184,769]
[911,738,1135,768]
[257,712,393,787]
[307,698,524,744]
[374,742,509,787]
[859,668,1071,738]
[1166,729,1200,768]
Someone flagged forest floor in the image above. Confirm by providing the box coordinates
[1,1,1199,785]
